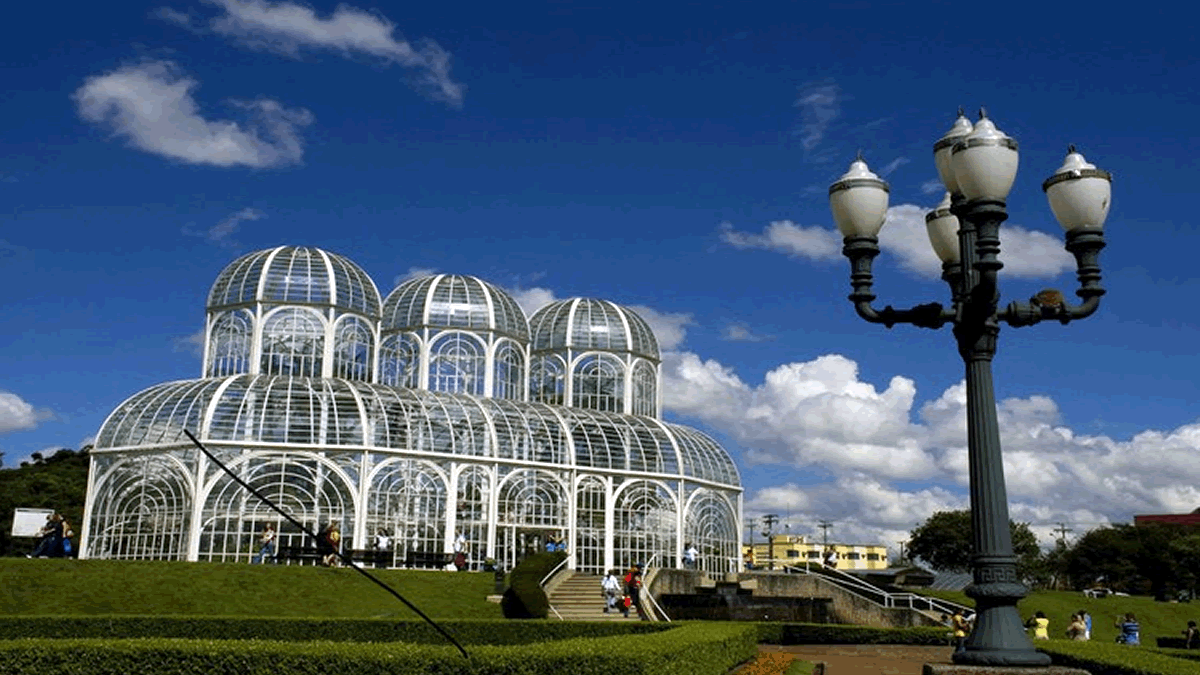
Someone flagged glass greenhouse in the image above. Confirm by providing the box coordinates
[81,246,743,573]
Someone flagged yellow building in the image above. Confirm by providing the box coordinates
[741,534,888,571]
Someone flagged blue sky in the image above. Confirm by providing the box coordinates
[3,0,1199,552]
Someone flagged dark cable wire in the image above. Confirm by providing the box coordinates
[183,429,470,659]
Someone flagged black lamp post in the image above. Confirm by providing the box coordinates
[829,109,1111,667]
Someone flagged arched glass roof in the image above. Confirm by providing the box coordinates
[381,274,529,341]
[95,375,739,487]
[207,246,382,317]
[529,298,659,361]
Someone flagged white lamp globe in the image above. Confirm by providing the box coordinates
[1042,145,1112,232]
[925,192,962,264]
[951,110,1019,202]
[829,156,890,238]
[933,110,973,197]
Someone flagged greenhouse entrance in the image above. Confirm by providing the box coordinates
[499,526,564,570]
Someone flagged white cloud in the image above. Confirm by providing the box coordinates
[177,0,464,107]
[879,157,910,177]
[628,305,692,352]
[172,329,205,357]
[184,207,265,245]
[668,347,1200,547]
[920,179,944,195]
[722,204,1075,280]
[0,391,52,434]
[509,286,558,318]
[721,323,772,342]
[75,60,313,168]
[719,220,842,262]
[794,82,840,153]
[391,266,438,289]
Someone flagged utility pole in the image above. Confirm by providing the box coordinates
[896,540,907,565]
[761,514,779,570]
[1053,522,1073,547]
[817,519,834,548]
[744,517,756,569]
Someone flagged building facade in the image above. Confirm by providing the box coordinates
[81,247,743,573]
[743,535,888,571]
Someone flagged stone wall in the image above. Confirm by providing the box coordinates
[649,569,942,628]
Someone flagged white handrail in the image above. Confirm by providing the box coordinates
[540,556,570,587]
[642,558,672,622]
[776,563,972,617]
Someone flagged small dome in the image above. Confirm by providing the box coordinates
[382,274,529,341]
[529,298,659,360]
[207,246,382,317]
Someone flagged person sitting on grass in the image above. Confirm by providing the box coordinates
[1025,610,1050,640]
[1115,613,1140,645]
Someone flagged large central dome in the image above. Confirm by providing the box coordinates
[529,298,659,360]
[382,274,529,341]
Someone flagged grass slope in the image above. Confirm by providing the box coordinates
[919,588,1200,646]
[0,559,502,619]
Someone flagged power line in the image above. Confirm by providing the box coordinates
[817,519,834,547]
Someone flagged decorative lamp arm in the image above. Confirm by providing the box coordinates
[844,237,953,329]
[1000,229,1106,327]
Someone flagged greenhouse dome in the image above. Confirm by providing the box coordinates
[81,247,742,575]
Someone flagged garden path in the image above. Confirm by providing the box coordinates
[757,644,954,674]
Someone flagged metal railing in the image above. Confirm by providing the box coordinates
[778,563,971,618]
[641,554,672,622]
[540,556,571,621]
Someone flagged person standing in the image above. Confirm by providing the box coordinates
[623,564,643,618]
[823,547,838,569]
[1115,613,1140,645]
[318,522,341,567]
[601,569,621,614]
[952,610,971,652]
[1182,620,1198,649]
[1066,613,1088,641]
[683,543,699,570]
[252,523,276,564]
[1025,611,1050,640]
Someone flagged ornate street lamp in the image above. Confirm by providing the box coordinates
[829,109,1111,667]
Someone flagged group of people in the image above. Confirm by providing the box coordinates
[1065,610,1093,641]
[601,564,646,619]
[27,512,74,558]
[1022,609,1141,645]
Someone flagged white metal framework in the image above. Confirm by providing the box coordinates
[82,247,742,573]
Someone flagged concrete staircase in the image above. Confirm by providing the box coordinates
[547,572,640,621]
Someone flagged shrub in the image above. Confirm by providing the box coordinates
[1041,641,1200,675]
[0,622,757,675]
[499,551,565,619]
[755,623,946,645]
[0,616,669,644]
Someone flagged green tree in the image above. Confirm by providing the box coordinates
[1066,523,1200,598]
[908,510,1041,575]
[0,447,90,556]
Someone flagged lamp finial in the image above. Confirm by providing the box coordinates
[978,107,988,120]
[1067,143,1077,155]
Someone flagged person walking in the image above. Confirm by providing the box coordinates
[623,564,643,619]
[252,523,276,564]
[601,569,621,614]
[683,543,699,570]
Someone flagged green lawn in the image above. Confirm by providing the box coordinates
[918,587,1199,646]
[0,559,502,619]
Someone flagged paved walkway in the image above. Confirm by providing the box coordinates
[757,645,955,675]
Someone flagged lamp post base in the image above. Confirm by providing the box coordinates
[926,666,1089,675]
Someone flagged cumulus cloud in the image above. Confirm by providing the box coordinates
[166,0,464,107]
[794,81,840,154]
[172,329,206,357]
[0,391,52,434]
[509,287,558,318]
[666,347,1200,547]
[391,266,438,289]
[721,323,773,342]
[183,207,265,245]
[719,220,842,262]
[722,203,1075,280]
[75,60,313,167]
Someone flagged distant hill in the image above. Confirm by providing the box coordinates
[0,447,89,557]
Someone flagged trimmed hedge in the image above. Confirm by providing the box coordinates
[500,552,566,619]
[0,616,670,643]
[1040,641,1200,675]
[755,623,947,645]
[0,622,757,675]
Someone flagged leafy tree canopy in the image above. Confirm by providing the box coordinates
[908,509,1040,573]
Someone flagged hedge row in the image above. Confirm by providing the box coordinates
[500,551,566,619]
[755,623,947,645]
[0,616,669,644]
[1040,641,1200,675]
[0,622,758,675]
